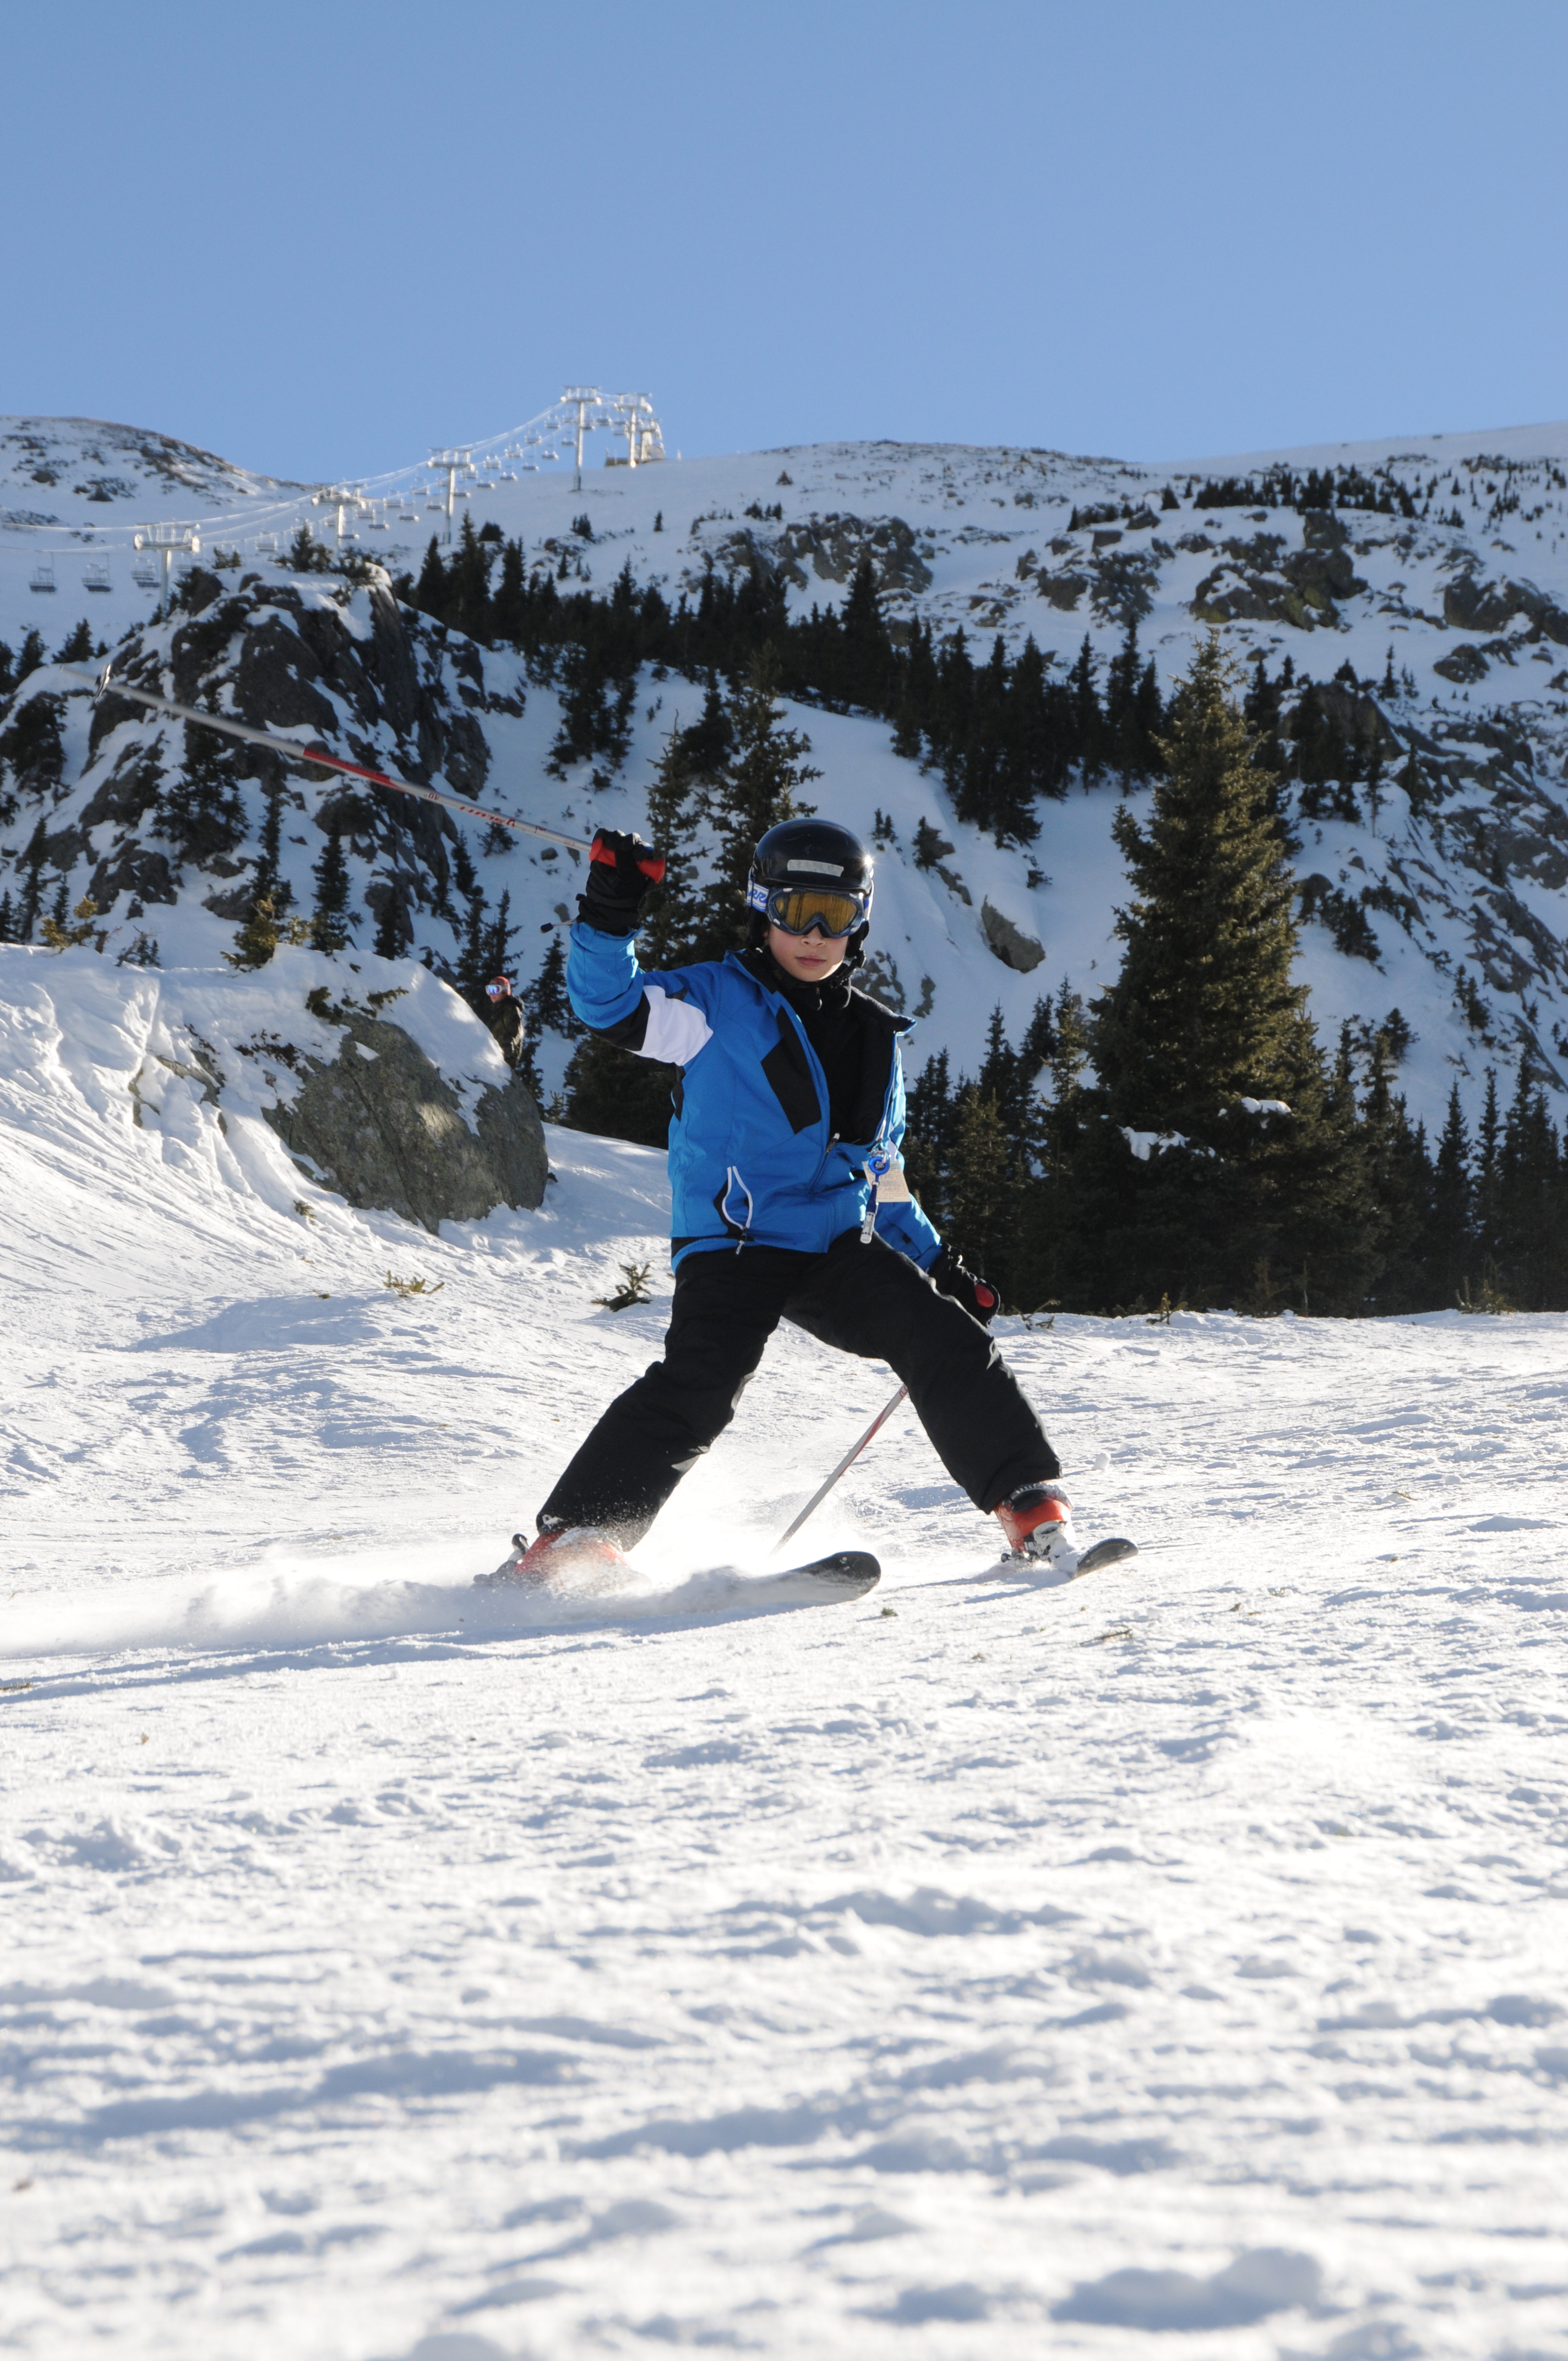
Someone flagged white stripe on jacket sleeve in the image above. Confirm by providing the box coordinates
[639,986,714,1065]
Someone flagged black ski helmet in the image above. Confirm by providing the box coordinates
[746,819,874,964]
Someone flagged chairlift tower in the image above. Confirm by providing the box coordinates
[314,483,366,550]
[608,393,665,468]
[428,450,473,544]
[559,388,602,492]
[133,522,201,619]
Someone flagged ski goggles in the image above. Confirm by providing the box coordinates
[747,880,872,937]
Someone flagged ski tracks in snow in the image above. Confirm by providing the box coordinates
[2,1101,1567,2355]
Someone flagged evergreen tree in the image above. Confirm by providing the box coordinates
[942,1086,1019,1281]
[492,536,527,644]
[161,720,247,864]
[478,886,518,979]
[412,538,449,623]
[0,641,14,703]
[635,725,708,972]
[446,512,495,641]
[458,882,488,991]
[705,654,821,946]
[1429,1083,1474,1302]
[1084,635,1378,1310]
[249,776,292,912]
[0,689,67,803]
[1495,1054,1567,1306]
[1069,638,1104,782]
[54,618,93,665]
[1358,1032,1434,1310]
[1473,1068,1501,1266]
[15,629,45,684]
[373,884,409,959]
[901,1048,957,1233]
[1103,621,1144,786]
[1095,635,1311,1129]
[311,825,352,953]
[835,555,895,711]
[16,818,49,939]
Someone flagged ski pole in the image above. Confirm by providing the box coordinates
[58,662,594,853]
[771,1381,908,1555]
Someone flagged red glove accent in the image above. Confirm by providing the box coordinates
[590,829,666,885]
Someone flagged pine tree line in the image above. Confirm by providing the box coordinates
[397,518,1169,846]
[894,639,1568,1316]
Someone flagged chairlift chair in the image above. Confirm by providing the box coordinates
[29,561,56,592]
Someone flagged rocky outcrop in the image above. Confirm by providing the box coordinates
[981,899,1044,973]
[262,1007,547,1233]
[1192,512,1366,630]
[1441,568,1568,646]
[78,570,494,924]
[1433,643,1493,685]
[772,513,933,596]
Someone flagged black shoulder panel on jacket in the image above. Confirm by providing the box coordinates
[760,1011,822,1135]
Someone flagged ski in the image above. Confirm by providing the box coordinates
[749,1549,881,1602]
[473,1548,880,1610]
[1074,1536,1139,1576]
[998,1532,1140,1585]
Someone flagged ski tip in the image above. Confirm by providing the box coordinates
[790,1549,881,1591]
[1075,1536,1139,1576]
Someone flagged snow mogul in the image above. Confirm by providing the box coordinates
[489,818,1082,1582]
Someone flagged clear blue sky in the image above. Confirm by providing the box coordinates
[6,0,1565,483]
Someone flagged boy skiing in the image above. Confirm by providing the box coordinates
[490,817,1090,1582]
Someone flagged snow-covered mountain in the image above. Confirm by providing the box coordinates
[7,411,1568,1129]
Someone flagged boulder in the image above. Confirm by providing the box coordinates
[1434,642,1492,685]
[981,899,1044,973]
[1442,570,1568,646]
[262,1009,547,1233]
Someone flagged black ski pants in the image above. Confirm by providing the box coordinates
[537,1232,1060,1547]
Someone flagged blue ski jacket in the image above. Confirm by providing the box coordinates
[567,921,944,1271]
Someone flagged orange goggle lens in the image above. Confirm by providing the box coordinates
[765,886,867,937]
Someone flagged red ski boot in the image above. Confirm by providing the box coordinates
[994,1483,1080,1572]
[478,1525,630,1589]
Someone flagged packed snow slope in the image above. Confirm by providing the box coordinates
[8,412,1568,1129]
[2,946,1566,2361]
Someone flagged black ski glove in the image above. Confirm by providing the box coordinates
[932,1243,1000,1324]
[578,828,667,937]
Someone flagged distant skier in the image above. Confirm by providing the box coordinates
[461,972,527,1070]
[489,819,1082,1580]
